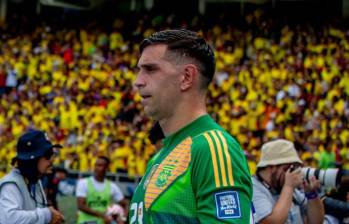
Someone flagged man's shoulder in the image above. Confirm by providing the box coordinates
[0,181,20,194]
[251,176,266,190]
[191,129,239,152]
[0,170,22,187]
[0,181,21,193]
[0,173,23,201]
[76,177,89,186]
[108,180,120,189]
[0,173,11,185]
[189,129,233,166]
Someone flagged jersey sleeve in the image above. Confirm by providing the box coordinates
[75,178,88,198]
[191,130,253,223]
[111,182,124,202]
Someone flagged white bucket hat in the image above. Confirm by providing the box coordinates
[257,139,303,168]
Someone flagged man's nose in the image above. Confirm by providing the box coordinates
[134,74,145,89]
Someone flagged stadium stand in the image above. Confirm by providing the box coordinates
[1,9,348,178]
[0,1,348,222]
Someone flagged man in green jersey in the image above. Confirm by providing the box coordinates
[131,29,253,223]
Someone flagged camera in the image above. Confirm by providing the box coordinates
[301,167,341,188]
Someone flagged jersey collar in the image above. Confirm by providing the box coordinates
[162,114,216,148]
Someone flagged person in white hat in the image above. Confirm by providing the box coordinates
[252,139,324,224]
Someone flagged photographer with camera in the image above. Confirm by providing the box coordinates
[252,139,324,224]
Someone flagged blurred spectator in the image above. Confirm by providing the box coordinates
[42,167,68,210]
[319,143,336,169]
[0,66,6,95]
[76,156,129,224]
[5,67,17,94]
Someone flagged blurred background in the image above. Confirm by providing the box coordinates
[0,0,349,223]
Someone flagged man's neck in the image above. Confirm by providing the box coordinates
[258,170,272,186]
[159,91,207,136]
[160,109,207,136]
[94,175,105,183]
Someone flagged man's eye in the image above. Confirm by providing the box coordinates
[145,67,155,72]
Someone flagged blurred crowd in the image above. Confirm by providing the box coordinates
[0,10,349,177]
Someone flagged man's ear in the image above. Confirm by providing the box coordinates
[180,64,198,91]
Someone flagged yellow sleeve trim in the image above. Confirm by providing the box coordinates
[210,131,228,186]
[203,133,221,187]
[217,131,235,186]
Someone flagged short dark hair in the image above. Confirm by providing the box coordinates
[97,156,110,167]
[140,29,216,89]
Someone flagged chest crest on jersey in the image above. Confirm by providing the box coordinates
[144,137,192,209]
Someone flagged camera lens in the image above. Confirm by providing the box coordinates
[301,167,341,188]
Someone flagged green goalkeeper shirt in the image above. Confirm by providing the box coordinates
[130,115,253,223]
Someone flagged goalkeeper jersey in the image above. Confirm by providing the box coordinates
[130,115,253,223]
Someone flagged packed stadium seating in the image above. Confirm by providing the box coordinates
[0,10,348,178]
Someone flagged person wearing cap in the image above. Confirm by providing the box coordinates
[0,130,65,224]
[252,139,324,224]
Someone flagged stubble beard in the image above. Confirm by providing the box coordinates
[271,171,283,193]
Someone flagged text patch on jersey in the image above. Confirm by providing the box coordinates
[215,191,241,219]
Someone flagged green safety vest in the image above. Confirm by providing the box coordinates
[77,177,112,224]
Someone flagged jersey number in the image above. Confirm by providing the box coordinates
[130,202,143,224]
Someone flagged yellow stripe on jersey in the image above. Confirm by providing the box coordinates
[210,131,228,186]
[217,131,235,186]
[203,133,220,187]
